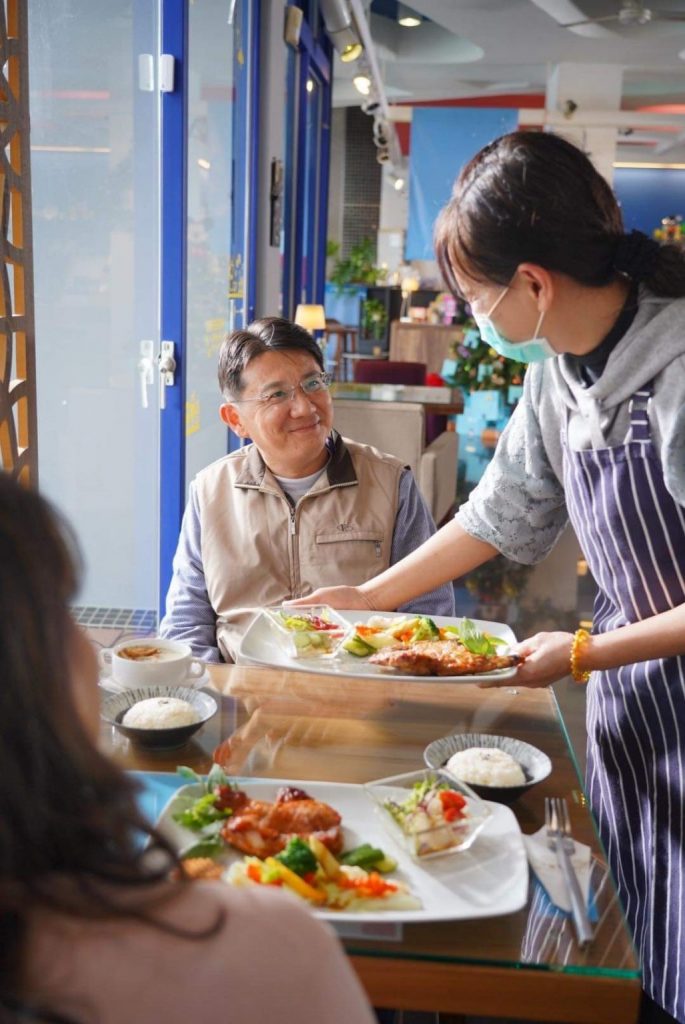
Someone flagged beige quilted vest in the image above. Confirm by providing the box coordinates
[194,432,404,661]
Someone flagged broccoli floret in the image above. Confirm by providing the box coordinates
[275,837,318,876]
[413,616,439,642]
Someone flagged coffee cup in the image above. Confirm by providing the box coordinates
[98,638,205,689]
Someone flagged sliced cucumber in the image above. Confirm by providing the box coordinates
[357,631,399,651]
[343,635,376,657]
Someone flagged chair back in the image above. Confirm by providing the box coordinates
[333,398,458,525]
[354,360,426,386]
[353,359,447,442]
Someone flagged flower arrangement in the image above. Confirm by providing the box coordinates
[446,322,526,397]
[653,215,684,248]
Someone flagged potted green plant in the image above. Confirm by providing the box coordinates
[328,238,381,294]
[361,297,388,344]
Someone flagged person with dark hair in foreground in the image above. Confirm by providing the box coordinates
[0,472,375,1024]
[161,315,454,662]
[300,132,685,1024]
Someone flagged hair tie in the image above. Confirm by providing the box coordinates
[613,230,660,281]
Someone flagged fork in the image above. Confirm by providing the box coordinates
[545,797,594,947]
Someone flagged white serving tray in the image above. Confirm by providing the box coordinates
[155,777,528,924]
[237,611,518,684]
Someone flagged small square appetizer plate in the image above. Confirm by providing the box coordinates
[365,768,491,861]
[261,605,352,659]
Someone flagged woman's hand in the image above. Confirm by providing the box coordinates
[485,631,576,689]
[287,586,378,611]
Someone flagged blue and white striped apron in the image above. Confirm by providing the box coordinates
[562,383,685,1022]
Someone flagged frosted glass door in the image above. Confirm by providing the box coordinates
[30,1,162,623]
[184,0,256,485]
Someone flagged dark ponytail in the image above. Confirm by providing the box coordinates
[435,130,685,298]
[640,241,685,297]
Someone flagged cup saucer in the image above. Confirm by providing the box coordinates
[98,667,211,694]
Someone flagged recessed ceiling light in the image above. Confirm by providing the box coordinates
[397,3,421,27]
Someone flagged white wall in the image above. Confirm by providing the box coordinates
[255,0,289,317]
[327,107,347,249]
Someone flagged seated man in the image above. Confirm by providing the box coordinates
[161,316,454,662]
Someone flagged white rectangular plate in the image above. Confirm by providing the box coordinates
[156,777,528,923]
[237,611,518,683]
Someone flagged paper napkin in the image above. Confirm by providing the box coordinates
[523,826,592,914]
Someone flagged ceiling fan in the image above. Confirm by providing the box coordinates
[561,1,685,28]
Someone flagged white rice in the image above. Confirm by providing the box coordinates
[121,696,200,730]
[446,747,525,787]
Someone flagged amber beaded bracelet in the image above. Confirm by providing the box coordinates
[570,628,591,683]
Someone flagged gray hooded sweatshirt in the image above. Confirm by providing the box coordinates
[456,288,685,564]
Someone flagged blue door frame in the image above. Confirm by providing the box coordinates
[159,0,188,614]
[282,9,332,317]
[158,0,259,612]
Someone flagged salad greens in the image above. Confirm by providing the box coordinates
[343,615,438,657]
[178,830,226,860]
[343,615,506,659]
[441,619,506,656]
[173,764,236,833]
[272,609,346,656]
[173,792,233,831]
[383,776,450,827]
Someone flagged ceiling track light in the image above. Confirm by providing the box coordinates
[361,97,381,115]
[319,0,363,62]
[353,72,372,95]
[373,120,389,147]
[347,0,403,169]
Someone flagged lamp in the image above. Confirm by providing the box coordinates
[294,304,326,333]
[400,274,420,321]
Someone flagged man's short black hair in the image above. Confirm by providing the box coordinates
[218,316,324,399]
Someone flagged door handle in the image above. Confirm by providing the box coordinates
[228,298,244,333]
[138,339,154,409]
[158,341,176,410]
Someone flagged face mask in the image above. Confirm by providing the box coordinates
[472,287,556,364]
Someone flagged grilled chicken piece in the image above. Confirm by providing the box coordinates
[368,639,520,677]
[221,794,343,858]
[178,857,225,881]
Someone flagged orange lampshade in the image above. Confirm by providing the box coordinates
[294,304,326,332]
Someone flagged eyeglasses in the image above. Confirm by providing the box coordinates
[235,372,333,408]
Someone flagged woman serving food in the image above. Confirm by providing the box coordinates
[300,131,685,1024]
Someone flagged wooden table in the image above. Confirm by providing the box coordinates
[103,668,640,1023]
